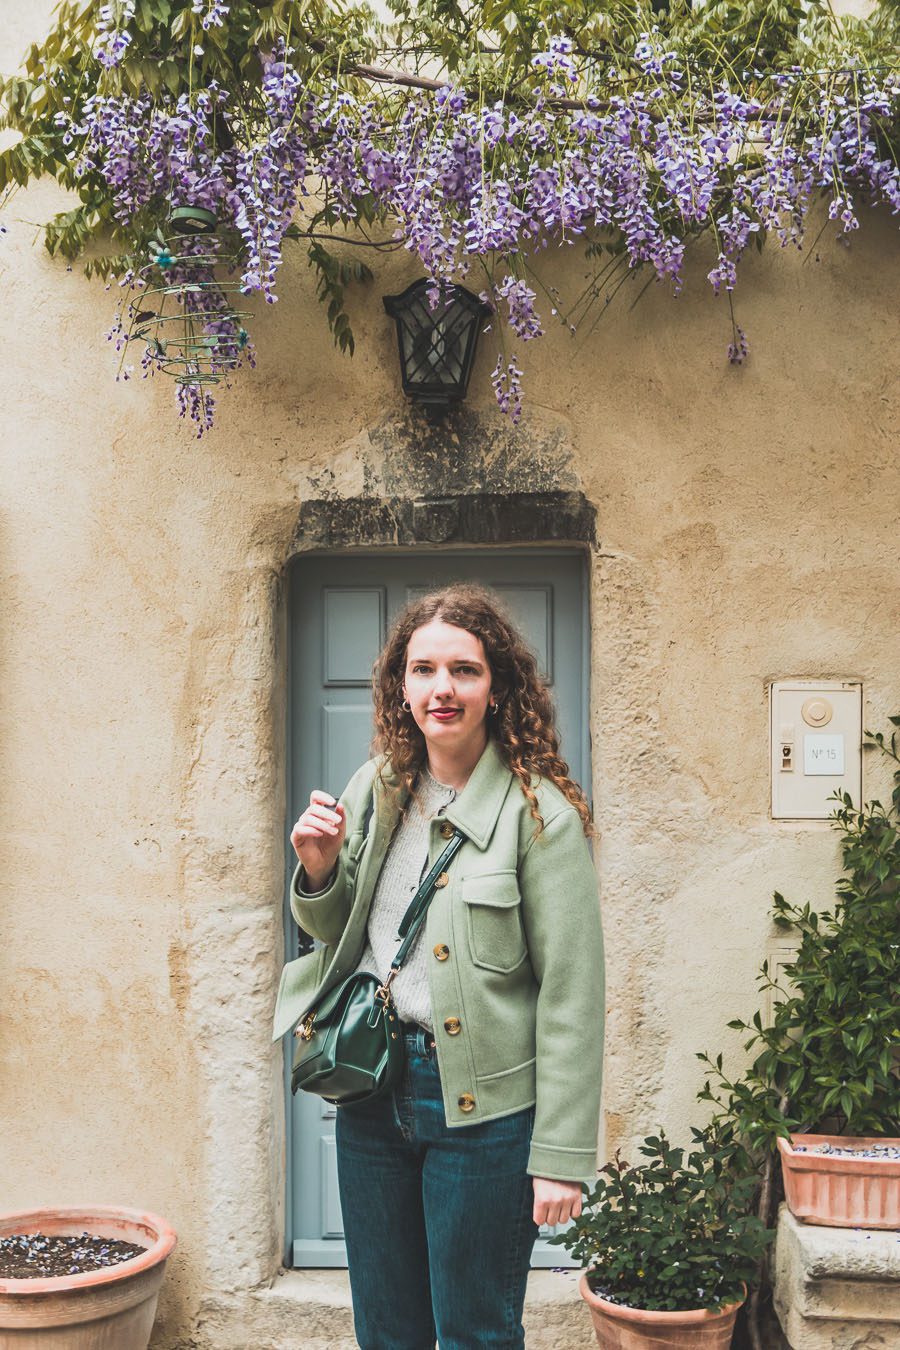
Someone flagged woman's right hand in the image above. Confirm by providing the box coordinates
[290,790,347,891]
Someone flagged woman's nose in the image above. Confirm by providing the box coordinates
[432,668,455,698]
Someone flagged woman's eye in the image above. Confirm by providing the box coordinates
[409,662,479,674]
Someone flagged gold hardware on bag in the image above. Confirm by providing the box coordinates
[295,1012,316,1042]
[375,969,397,1005]
[434,871,449,888]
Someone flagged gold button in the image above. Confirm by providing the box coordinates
[439,820,455,839]
[434,871,449,888]
[443,1016,461,1035]
[433,943,450,961]
[458,1093,475,1113]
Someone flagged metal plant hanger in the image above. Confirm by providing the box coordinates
[130,206,250,391]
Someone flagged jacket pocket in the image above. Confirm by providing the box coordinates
[461,870,528,974]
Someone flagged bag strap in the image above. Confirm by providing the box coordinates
[377,827,466,997]
[395,829,465,955]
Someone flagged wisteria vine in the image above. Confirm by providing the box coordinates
[2,1,899,432]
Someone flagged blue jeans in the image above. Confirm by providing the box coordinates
[335,1023,539,1350]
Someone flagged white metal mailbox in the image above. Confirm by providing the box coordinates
[770,679,862,820]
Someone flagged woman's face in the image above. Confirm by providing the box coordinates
[402,619,494,756]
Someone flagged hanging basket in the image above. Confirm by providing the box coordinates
[167,205,220,235]
[129,209,250,388]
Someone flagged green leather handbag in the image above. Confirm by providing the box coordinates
[290,825,465,1105]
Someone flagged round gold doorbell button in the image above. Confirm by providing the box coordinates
[801,697,833,727]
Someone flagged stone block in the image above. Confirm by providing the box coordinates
[183,1267,595,1348]
[773,1202,900,1349]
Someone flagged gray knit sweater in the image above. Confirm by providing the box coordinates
[351,766,456,1031]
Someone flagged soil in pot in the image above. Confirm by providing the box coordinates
[0,1234,146,1279]
[0,1207,176,1350]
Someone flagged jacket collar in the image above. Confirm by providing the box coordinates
[442,737,515,850]
[372,737,515,851]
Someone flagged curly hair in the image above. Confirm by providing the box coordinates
[371,582,592,836]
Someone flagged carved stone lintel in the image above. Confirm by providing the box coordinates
[412,498,459,544]
[291,492,596,553]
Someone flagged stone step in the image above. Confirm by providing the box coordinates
[190,1268,597,1348]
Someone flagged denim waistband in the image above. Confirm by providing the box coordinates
[398,1018,436,1055]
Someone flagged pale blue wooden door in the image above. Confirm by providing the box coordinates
[285,550,590,1267]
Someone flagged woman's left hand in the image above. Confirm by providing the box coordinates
[532,1177,583,1227]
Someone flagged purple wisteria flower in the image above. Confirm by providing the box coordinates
[48,29,900,431]
[192,0,230,30]
[491,356,524,423]
[495,276,543,341]
[94,1,135,68]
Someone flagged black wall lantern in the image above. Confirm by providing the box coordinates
[383,279,491,413]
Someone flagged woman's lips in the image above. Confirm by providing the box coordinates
[428,708,461,720]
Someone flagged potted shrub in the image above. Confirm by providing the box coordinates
[0,1205,176,1349]
[700,717,900,1231]
[549,1132,772,1348]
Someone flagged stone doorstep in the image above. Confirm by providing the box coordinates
[190,1268,597,1349]
[773,1203,900,1350]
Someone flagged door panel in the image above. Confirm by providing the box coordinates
[286,550,589,1267]
[493,584,553,681]
[323,587,386,684]
[322,704,376,800]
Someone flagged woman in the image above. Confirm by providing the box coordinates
[287,583,604,1350]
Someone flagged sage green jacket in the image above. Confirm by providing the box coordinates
[272,737,605,1184]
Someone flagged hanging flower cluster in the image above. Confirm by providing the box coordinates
[3,3,899,431]
[94,1,136,69]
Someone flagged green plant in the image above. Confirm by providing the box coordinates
[699,716,900,1157]
[549,1130,773,1313]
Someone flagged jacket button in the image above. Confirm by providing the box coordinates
[433,943,450,961]
[458,1093,476,1112]
[443,1016,461,1035]
[439,820,455,839]
[434,871,449,888]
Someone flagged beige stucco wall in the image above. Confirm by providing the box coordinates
[1,2,898,1345]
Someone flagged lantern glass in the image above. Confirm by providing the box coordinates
[383,280,490,408]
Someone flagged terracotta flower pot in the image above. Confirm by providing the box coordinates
[778,1132,900,1229]
[0,1206,176,1349]
[578,1272,744,1349]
